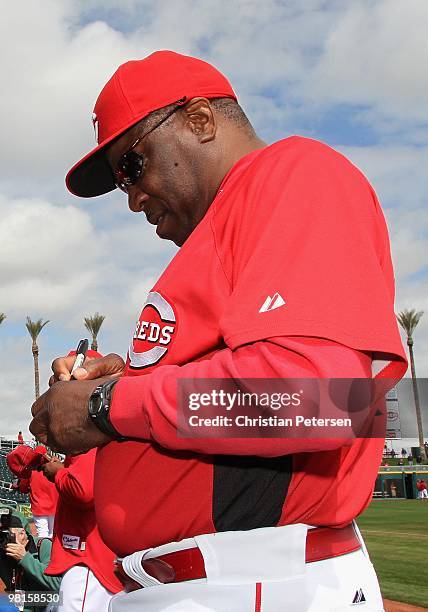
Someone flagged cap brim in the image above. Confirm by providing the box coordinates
[66,117,145,198]
[67,147,116,198]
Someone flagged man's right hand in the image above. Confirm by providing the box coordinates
[49,353,126,385]
[42,457,65,482]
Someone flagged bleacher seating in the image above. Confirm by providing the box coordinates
[0,438,21,454]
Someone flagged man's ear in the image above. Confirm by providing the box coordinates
[184,97,216,143]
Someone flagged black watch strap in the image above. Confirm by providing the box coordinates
[88,379,126,441]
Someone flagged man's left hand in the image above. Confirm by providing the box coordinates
[30,378,114,455]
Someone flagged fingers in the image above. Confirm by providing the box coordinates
[15,531,27,545]
[6,544,19,552]
[5,543,25,560]
[29,412,47,445]
[31,402,41,419]
[49,353,125,385]
[30,378,114,454]
[30,375,118,455]
[71,353,126,380]
[51,355,76,383]
[31,392,46,417]
[50,353,125,382]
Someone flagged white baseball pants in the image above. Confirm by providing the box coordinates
[109,523,384,611]
[59,565,114,612]
[33,514,55,537]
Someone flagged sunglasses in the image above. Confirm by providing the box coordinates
[113,103,183,193]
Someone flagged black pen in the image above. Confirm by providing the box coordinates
[71,339,89,376]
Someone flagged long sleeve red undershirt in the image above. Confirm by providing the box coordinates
[54,451,95,509]
[109,336,373,457]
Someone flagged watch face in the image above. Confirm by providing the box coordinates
[89,391,103,415]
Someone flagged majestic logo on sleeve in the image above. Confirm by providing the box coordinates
[259,292,286,313]
[128,291,176,370]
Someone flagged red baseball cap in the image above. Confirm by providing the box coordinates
[66,50,237,198]
[68,349,102,360]
[7,445,48,479]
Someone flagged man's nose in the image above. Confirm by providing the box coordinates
[128,187,150,213]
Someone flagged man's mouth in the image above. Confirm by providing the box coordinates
[146,209,165,226]
[155,214,168,237]
[142,203,171,238]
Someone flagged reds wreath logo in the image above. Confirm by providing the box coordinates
[128,291,176,369]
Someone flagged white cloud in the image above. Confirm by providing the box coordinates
[338,145,428,282]
[0,195,105,315]
[0,2,138,184]
[339,146,428,208]
[309,0,428,131]
[334,143,428,376]
[1,0,426,192]
[0,338,51,437]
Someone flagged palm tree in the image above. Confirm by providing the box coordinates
[84,313,105,352]
[397,309,425,461]
[0,313,5,325]
[26,317,49,400]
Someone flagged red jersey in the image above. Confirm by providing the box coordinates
[45,449,122,593]
[29,470,58,516]
[95,136,407,557]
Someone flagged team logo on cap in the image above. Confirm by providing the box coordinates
[92,112,99,143]
[128,291,176,370]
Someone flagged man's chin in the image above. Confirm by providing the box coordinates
[156,230,183,247]
[153,212,193,247]
[155,222,173,242]
[155,216,184,246]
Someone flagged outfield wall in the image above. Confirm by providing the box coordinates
[375,467,428,499]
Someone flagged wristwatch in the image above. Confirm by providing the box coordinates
[88,379,126,441]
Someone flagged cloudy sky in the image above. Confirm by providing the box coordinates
[0,0,427,438]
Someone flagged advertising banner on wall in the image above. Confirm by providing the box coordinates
[386,387,402,439]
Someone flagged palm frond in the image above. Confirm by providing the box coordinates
[396,309,424,338]
[84,313,105,337]
[25,317,50,341]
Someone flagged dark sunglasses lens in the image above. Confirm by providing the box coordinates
[117,151,144,186]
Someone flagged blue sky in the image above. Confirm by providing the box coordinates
[0,0,427,436]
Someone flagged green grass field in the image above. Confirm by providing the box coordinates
[357,500,428,608]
